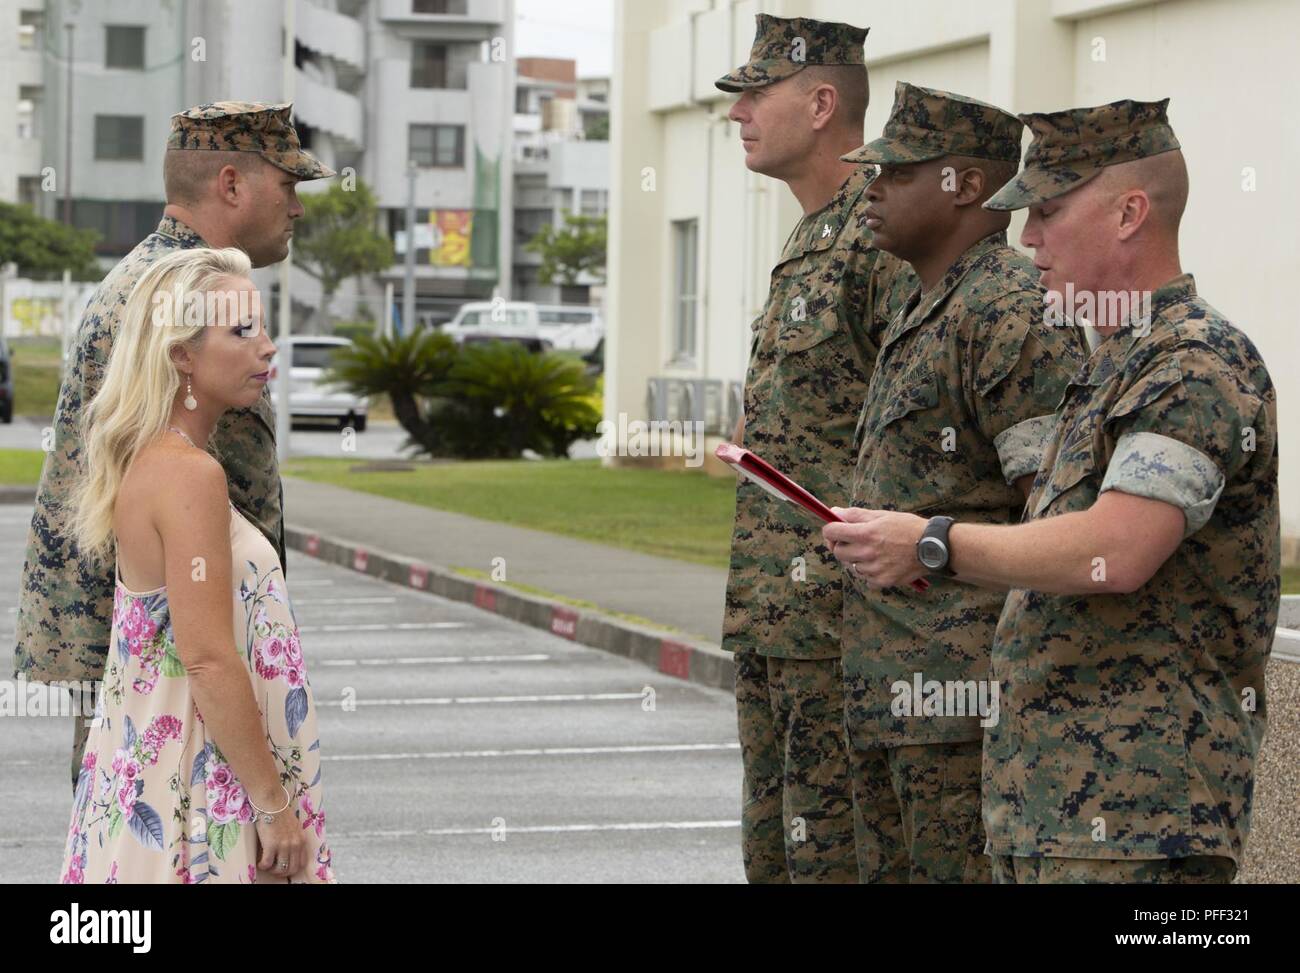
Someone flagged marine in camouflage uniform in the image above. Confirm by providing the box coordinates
[719,15,916,883]
[980,99,1279,882]
[12,102,334,792]
[837,84,1087,883]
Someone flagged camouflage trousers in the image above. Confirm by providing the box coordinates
[69,683,100,795]
[734,651,857,883]
[991,854,1237,884]
[850,740,990,883]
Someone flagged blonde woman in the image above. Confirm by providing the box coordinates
[59,247,336,884]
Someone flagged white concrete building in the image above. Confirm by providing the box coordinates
[512,56,609,303]
[3,0,517,329]
[607,0,1300,553]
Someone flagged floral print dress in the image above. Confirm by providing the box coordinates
[60,500,336,884]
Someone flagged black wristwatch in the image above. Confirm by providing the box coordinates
[916,516,956,576]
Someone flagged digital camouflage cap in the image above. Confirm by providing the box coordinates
[842,82,1023,165]
[715,14,868,92]
[167,101,336,180]
[984,97,1179,210]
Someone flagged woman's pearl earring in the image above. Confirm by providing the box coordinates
[184,376,197,411]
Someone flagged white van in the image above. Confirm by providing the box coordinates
[447,302,604,353]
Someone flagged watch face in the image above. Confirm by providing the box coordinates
[918,538,946,569]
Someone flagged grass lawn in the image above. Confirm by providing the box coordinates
[0,448,46,484]
[7,336,65,417]
[283,456,736,567]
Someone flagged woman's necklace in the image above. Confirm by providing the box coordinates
[168,425,199,449]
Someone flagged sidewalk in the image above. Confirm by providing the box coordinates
[283,477,728,643]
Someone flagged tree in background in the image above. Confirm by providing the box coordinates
[291,179,394,331]
[325,329,457,455]
[326,336,601,460]
[0,202,100,280]
[525,213,606,287]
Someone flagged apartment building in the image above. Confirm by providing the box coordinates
[1,0,517,329]
[512,55,608,304]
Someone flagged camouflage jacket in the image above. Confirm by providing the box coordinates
[985,274,1280,862]
[723,166,915,660]
[13,216,285,684]
[844,231,1087,748]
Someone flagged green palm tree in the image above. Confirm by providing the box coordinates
[323,330,457,454]
[442,342,603,458]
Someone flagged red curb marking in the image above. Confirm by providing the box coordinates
[550,607,578,640]
[409,564,429,589]
[353,548,368,572]
[659,641,691,680]
[474,585,497,612]
[305,535,319,556]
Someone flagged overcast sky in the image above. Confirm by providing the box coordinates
[515,0,614,78]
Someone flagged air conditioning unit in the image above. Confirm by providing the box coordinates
[645,377,728,434]
[726,381,744,434]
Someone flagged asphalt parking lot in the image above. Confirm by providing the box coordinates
[0,505,744,884]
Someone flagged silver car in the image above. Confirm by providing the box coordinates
[268,337,368,432]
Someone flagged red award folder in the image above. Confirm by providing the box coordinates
[716,442,929,593]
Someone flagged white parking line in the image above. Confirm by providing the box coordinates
[295,597,397,606]
[322,742,740,761]
[317,692,646,707]
[0,820,742,848]
[0,742,736,769]
[299,622,469,632]
[336,820,741,839]
[317,654,550,667]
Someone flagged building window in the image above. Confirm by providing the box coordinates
[413,0,468,13]
[71,200,164,255]
[105,25,146,70]
[17,176,41,209]
[94,115,144,160]
[515,208,551,244]
[410,124,464,167]
[580,189,608,217]
[672,220,698,361]
[410,41,448,88]
[18,10,43,51]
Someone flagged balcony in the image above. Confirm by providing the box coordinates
[14,46,42,88]
[295,0,365,72]
[294,69,364,149]
[377,0,506,28]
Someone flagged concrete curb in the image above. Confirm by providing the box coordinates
[284,523,736,692]
[0,486,36,504]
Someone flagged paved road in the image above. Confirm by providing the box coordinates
[0,415,417,461]
[0,415,602,462]
[0,505,744,883]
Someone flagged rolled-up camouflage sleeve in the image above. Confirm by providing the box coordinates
[1101,431,1223,536]
[971,292,1087,485]
[1101,345,1265,538]
[993,414,1058,484]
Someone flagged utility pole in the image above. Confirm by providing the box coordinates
[62,22,73,225]
[403,161,417,335]
[275,0,295,463]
